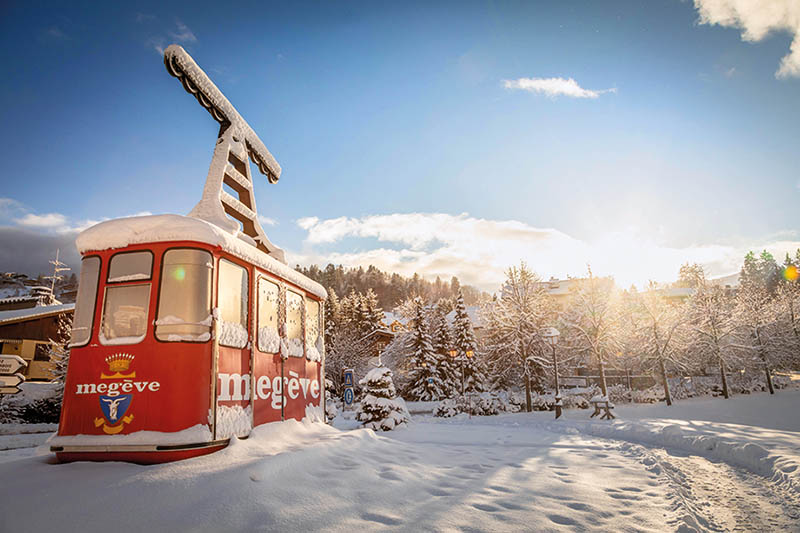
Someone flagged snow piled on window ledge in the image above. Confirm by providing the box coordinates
[258,327,280,353]
[218,320,248,348]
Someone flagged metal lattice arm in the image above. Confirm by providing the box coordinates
[164,44,281,183]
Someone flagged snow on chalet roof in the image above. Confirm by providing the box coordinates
[445,306,484,329]
[0,303,74,326]
[382,312,409,326]
[76,215,326,300]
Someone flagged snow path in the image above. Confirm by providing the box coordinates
[1,413,799,532]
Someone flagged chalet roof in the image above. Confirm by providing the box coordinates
[382,312,409,327]
[0,303,74,326]
[445,306,484,329]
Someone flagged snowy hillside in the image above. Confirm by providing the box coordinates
[1,389,799,532]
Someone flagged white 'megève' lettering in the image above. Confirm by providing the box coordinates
[217,373,251,401]
[216,372,319,409]
[75,380,161,395]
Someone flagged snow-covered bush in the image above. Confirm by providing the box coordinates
[607,384,631,404]
[324,378,339,421]
[433,398,460,418]
[356,366,410,431]
[433,392,514,418]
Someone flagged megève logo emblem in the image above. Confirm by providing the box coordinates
[101,353,136,379]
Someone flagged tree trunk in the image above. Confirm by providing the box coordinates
[598,358,608,398]
[755,328,775,395]
[719,358,730,399]
[525,375,532,412]
[659,357,672,406]
[764,364,775,395]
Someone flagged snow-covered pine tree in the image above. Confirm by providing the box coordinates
[355,365,410,431]
[430,302,459,397]
[405,297,445,400]
[338,289,359,330]
[48,312,72,397]
[362,288,386,334]
[324,288,340,349]
[452,290,485,395]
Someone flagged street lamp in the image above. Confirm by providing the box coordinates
[449,348,471,395]
[542,327,561,419]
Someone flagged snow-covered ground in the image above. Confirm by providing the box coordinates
[1,390,798,532]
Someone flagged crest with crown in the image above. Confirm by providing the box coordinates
[102,353,136,379]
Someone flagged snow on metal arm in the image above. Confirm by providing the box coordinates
[163,44,285,263]
[164,45,280,182]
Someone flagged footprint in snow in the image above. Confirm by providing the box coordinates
[471,503,502,512]
[361,512,402,526]
[564,502,593,512]
[496,500,526,510]
[548,514,579,526]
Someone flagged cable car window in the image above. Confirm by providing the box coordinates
[257,278,280,353]
[155,249,213,342]
[286,290,304,357]
[218,259,248,348]
[108,251,153,283]
[69,256,101,347]
[100,284,151,345]
[305,299,321,361]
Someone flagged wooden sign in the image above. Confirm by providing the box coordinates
[0,374,25,388]
[0,386,21,395]
[0,355,27,375]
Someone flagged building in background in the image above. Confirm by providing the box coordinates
[0,288,73,382]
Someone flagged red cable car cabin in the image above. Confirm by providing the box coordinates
[51,214,327,464]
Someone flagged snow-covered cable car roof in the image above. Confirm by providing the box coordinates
[76,215,326,300]
[164,44,281,183]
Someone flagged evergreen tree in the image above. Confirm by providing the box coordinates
[355,366,410,431]
[405,298,445,400]
[452,290,485,395]
[430,302,459,397]
[324,288,340,349]
[362,288,385,333]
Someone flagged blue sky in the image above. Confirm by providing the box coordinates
[1,1,798,290]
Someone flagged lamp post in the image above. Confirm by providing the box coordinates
[542,327,561,419]
[449,348,473,396]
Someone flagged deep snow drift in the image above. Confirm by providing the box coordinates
[1,389,799,532]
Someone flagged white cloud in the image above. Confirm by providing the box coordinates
[258,215,277,226]
[297,216,319,230]
[293,212,800,292]
[170,21,197,43]
[503,77,617,99]
[694,0,800,79]
[16,213,67,228]
[147,21,197,55]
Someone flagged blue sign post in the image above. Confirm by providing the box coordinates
[343,368,355,408]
